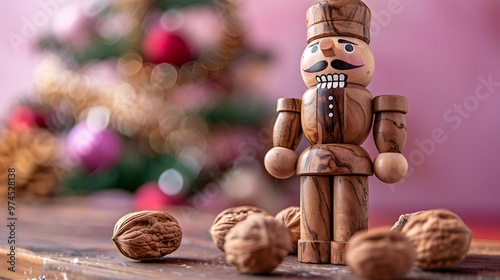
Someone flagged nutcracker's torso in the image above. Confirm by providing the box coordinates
[301,84,372,145]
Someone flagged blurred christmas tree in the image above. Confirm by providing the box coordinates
[1,0,275,209]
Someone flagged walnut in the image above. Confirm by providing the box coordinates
[401,209,472,270]
[346,227,416,280]
[209,206,269,251]
[390,211,423,231]
[224,214,290,274]
[112,210,182,261]
[275,206,300,254]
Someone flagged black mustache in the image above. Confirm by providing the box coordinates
[303,61,328,73]
[303,60,364,73]
[331,60,363,70]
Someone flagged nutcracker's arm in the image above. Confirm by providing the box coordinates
[264,98,303,179]
[372,95,408,184]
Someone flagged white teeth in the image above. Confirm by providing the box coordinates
[332,74,339,88]
[315,74,347,89]
[339,74,346,88]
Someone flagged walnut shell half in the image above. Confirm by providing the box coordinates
[346,227,416,280]
[209,206,268,251]
[112,210,182,261]
[390,211,424,231]
[275,206,300,254]
[224,214,290,274]
[401,209,472,270]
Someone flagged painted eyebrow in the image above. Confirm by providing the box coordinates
[338,39,358,45]
[308,41,320,48]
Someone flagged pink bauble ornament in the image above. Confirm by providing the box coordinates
[67,123,123,172]
[134,182,169,210]
[52,4,95,47]
[134,181,184,210]
[142,24,192,67]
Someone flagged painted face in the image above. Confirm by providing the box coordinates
[300,36,375,88]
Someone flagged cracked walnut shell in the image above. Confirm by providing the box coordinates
[224,214,290,274]
[401,209,472,270]
[390,211,423,231]
[346,227,416,280]
[112,210,182,261]
[209,206,268,251]
[275,206,300,254]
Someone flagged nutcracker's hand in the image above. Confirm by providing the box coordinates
[373,152,408,184]
[264,147,298,179]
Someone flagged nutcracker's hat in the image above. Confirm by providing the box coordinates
[306,0,371,44]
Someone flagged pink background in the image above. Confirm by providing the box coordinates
[1,1,499,224]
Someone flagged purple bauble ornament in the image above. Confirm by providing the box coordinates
[67,122,123,172]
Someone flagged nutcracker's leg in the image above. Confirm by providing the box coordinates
[298,175,332,263]
[331,175,369,265]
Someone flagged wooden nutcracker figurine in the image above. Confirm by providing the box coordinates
[264,0,408,265]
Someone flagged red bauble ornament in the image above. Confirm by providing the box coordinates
[9,106,48,133]
[142,25,192,67]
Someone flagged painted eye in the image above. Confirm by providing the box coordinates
[344,43,355,53]
[311,45,318,54]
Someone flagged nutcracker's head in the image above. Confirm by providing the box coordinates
[300,0,374,89]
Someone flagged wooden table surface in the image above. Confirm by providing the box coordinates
[1,196,499,280]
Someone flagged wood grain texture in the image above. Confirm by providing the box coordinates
[298,176,332,263]
[306,0,371,44]
[332,175,369,264]
[297,144,372,176]
[373,95,408,113]
[301,85,372,146]
[373,111,407,153]
[303,86,345,144]
[273,111,302,150]
[331,241,347,266]
[277,98,301,113]
[273,98,302,150]
[333,176,369,242]
[373,153,408,184]
[264,147,298,179]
